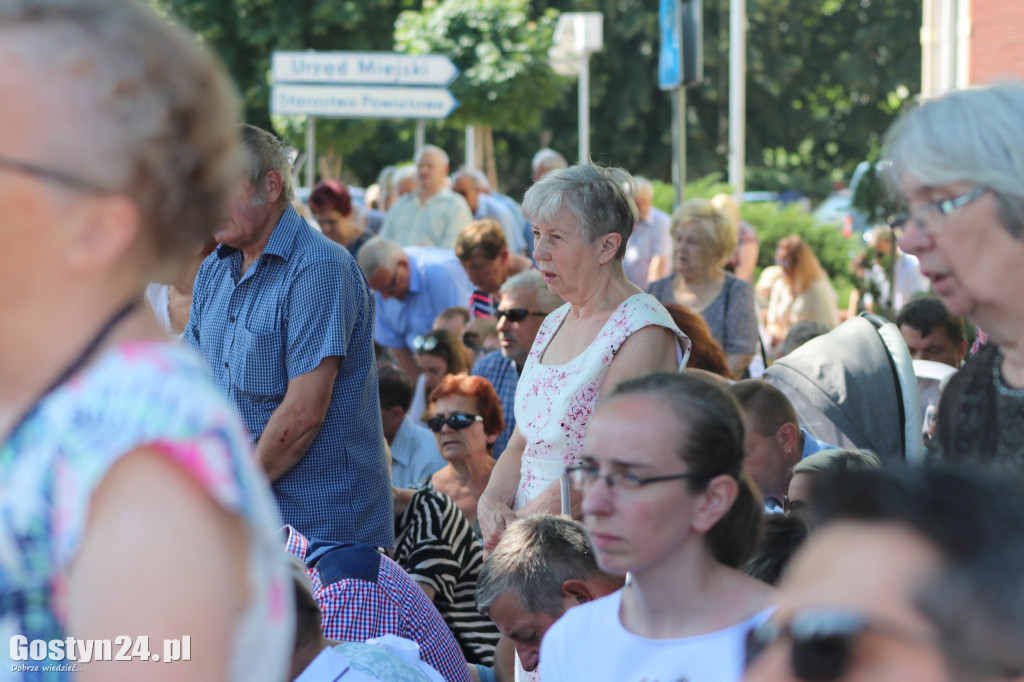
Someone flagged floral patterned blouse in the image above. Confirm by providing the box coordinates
[512,294,689,509]
[0,341,292,680]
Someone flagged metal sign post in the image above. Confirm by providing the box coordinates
[660,0,702,209]
[550,13,604,165]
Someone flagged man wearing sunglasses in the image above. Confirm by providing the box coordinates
[472,271,563,457]
[744,466,1024,682]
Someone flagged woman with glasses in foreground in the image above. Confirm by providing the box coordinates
[888,81,1024,469]
[416,374,505,532]
[541,372,775,682]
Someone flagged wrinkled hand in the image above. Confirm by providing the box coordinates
[478,493,517,558]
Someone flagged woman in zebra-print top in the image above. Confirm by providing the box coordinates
[393,485,502,667]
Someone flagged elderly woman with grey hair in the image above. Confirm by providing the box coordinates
[648,198,759,377]
[889,81,1024,469]
[477,164,690,551]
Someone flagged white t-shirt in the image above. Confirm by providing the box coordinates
[540,590,773,682]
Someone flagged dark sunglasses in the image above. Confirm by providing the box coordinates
[496,308,547,324]
[745,607,1022,681]
[426,412,484,433]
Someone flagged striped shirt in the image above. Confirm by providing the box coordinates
[468,290,498,319]
[394,489,501,666]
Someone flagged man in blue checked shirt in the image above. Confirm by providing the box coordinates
[186,124,392,547]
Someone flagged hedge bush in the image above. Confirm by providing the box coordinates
[652,175,858,305]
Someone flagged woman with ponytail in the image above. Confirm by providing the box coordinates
[540,371,775,682]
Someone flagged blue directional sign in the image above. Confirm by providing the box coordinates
[271,84,459,120]
[272,52,459,87]
[659,0,682,90]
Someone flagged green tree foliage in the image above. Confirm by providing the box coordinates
[394,0,563,130]
[495,0,919,202]
[742,0,920,190]
[160,0,919,200]
[160,0,429,185]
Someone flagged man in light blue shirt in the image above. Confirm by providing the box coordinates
[451,170,527,255]
[358,237,473,380]
[622,177,672,288]
[378,364,445,487]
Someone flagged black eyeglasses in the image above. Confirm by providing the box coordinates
[496,308,548,324]
[413,335,440,352]
[0,153,106,193]
[744,607,1023,681]
[426,412,483,433]
[566,461,707,492]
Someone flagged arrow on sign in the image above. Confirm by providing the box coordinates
[271,84,459,120]
[272,52,459,87]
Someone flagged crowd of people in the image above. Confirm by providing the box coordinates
[6,2,1024,681]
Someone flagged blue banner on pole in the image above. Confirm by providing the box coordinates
[659,0,682,90]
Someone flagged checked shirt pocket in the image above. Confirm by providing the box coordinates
[231,326,288,402]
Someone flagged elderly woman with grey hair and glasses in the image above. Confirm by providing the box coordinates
[888,81,1024,470]
[477,164,691,554]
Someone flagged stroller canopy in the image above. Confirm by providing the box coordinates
[763,314,923,463]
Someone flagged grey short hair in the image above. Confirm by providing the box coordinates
[449,169,479,189]
[0,0,241,266]
[476,515,603,617]
[376,165,397,207]
[522,164,638,260]
[356,236,405,278]
[241,124,294,206]
[670,198,739,267]
[392,165,417,191]
[885,81,1024,238]
[471,170,492,191]
[531,148,568,176]
[792,448,882,476]
[633,176,654,197]
[415,144,449,166]
[498,270,563,312]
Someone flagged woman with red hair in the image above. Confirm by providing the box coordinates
[765,234,839,352]
[419,374,505,531]
[309,179,371,258]
[663,304,733,379]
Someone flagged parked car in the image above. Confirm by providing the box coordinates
[813,189,870,238]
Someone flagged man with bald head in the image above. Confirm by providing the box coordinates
[451,170,526,255]
[622,177,672,288]
[381,145,473,249]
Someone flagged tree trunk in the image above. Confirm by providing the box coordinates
[484,125,498,191]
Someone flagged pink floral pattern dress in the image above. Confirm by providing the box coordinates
[0,341,293,680]
[512,294,690,510]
